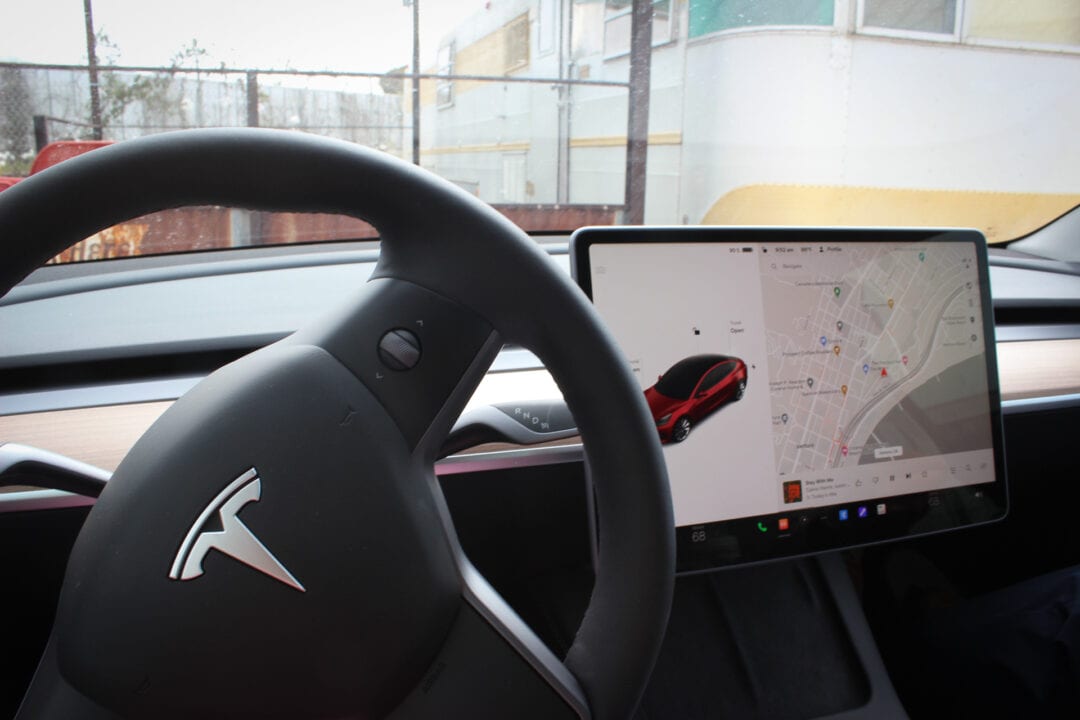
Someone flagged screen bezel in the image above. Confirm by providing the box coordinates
[571,226,1008,572]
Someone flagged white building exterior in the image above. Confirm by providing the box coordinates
[420,0,1080,239]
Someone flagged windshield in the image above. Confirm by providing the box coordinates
[2,1,1079,262]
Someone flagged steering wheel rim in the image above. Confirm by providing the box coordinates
[0,129,674,719]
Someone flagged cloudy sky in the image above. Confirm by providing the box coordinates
[4,0,485,72]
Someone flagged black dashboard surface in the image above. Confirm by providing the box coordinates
[2,237,1079,718]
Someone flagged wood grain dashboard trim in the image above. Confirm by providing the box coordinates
[2,338,1078,494]
[997,338,1080,401]
[0,401,170,476]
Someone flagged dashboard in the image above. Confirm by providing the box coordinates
[0,234,1075,487]
[2,229,1080,718]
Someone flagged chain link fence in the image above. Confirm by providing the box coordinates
[1,61,626,249]
[0,63,407,177]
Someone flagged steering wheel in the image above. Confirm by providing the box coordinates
[0,129,674,719]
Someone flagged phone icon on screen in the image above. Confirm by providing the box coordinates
[756,522,768,533]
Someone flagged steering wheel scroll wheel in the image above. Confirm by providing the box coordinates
[0,129,674,720]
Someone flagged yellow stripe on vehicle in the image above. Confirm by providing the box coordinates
[570,132,683,148]
[702,185,1080,243]
[421,141,531,156]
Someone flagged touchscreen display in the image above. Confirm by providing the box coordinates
[572,228,1007,570]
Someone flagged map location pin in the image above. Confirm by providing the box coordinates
[863,363,869,374]
[841,385,848,396]
[834,287,841,298]
[888,298,894,309]
[820,336,827,346]
[841,446,849,457]
[807,377,814,389]
[781,413,789,424]
[837,320,843,332]
[833,345,840,356]
[902,355,909,365]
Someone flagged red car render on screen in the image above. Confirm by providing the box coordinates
[644,354,748,444]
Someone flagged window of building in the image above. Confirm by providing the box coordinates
[436,42,455,108]
[860,0,958,37]
[501,152,527,203]
[966,0,1080,48]
[572,0,605,60]
[688,0,834,39]
[504,13,531,72]
[538,0,557,56]
[603,0,674,58]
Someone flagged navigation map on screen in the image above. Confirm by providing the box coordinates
[585,235,1000,534]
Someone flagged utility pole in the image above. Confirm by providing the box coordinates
[83,0,104,140]
[624,0,653,224]
[556,0,572,204]
[33,115,49,152]
[409,0,421,165]
[246,72,259,127]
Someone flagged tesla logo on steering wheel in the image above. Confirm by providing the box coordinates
[168,467,305,592]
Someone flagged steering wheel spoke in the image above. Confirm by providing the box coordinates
[16,639,121,720]
[289,275,501,458]
[388,572,588,719]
